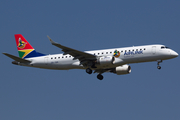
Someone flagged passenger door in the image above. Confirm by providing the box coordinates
[152,46,156,55]
[44,57,48,65]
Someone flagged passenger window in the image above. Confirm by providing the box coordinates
[106,52,108,54]
[144,48,146,50]
[58,57,60,59]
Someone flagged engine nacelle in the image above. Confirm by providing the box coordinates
[112,65,131,75]
[97,56,115,65]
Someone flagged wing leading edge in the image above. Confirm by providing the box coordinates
[47,36,97,66]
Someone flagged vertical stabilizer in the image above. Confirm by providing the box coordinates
[14,34,45,58]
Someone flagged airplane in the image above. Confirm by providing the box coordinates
[3,34,178,80]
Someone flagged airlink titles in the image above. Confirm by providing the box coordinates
[124,50,143,56]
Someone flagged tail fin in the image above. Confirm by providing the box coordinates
[15,34,45,58]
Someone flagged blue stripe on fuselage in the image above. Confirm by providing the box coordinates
[24,50,46,58]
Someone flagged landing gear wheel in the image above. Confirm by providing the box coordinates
[86,68,92,74]
[157,66,161,69]
[97,74,103,80]
[157,60,162,70]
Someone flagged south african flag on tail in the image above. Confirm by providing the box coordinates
[15,34,45,58]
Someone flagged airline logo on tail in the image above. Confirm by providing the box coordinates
[18,38,26,49]
[15,34,34,58]
[14,34,45,59]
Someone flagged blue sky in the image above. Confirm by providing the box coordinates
[1,0,180,120]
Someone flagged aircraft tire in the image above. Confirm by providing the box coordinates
[97,74,103,80]
[157,66,161,69]
[86,68,92,74]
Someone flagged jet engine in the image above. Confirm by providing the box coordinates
[111,65,131,75]
[97,56,115,65]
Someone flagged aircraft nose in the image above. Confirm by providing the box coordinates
[171,50,178,58]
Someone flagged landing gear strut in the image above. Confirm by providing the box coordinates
[97,74,103,80]
[157,60,162,70]
[86,68,92,74]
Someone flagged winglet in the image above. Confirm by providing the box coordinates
[47,35,57,45]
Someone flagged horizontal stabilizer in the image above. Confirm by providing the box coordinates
[3,53,31,63]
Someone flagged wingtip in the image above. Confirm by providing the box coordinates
[2,53,7,55]
[47,35,51,41]
[47,35,50,39]
[47,36,59,45]
[47,35,54,43]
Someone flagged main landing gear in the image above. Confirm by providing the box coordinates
[157,60,162,70]
[86,68,104,80]
[86,68,92,74]
[97,74,103,80]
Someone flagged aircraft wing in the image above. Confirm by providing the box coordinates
[47,36,97,63]
[3,53,31,63]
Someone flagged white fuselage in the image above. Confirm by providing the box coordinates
[22,44,178,70]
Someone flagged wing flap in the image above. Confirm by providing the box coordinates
[3,53,31,63]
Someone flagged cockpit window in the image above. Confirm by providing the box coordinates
[161,46,169,49]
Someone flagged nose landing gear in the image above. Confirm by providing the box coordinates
[157,66,161,69]
[157,60,162,69]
